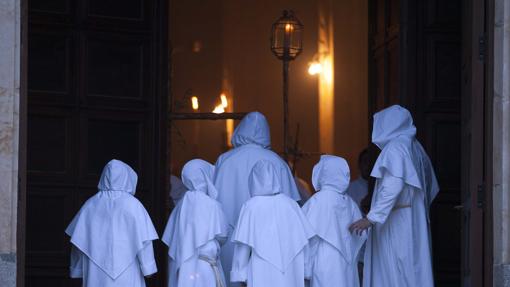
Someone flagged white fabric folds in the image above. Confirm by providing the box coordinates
[363,105,438,287]
[303,156,366,287]
[162,159,229,286]
[304,155,366,263]
[214,112,301,286]
[65,159,159,280]
[231,160,315,276]
[370,105,439,207]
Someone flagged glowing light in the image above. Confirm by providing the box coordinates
[308,61,323,75]
[227,119,234,147]
[220,94,228,108]
[285,23,294,33]
[191,96,199,110]
[212,104,225,114]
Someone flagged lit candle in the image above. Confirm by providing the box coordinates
[191,96,199,111]
[284,23,293,55]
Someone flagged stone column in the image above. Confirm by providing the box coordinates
[0,0,20,286]
[493,0,510,286]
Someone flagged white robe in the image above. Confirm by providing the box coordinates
[162,159,230,287]
[303,155,366,287]
[231,194,314,287]
[168,240,226,287]
[70,242,156,287]
[304,191,366,287]
[230,160,314,287]
[66,160,159,287]
[363,105,438,287]
[214,112,301,286]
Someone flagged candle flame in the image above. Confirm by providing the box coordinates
[191,96,199,110]
[220,94,228,108]
[212,104,225,114]
[285,23,294,33]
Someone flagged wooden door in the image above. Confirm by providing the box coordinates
[26,0,168,286]
[369,0,463,285]
[460,0,493,286]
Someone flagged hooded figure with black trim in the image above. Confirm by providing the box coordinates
[230,160,315,287]
[65,159,159,287]
[162,159,230,287]
[349,105,439,287]
[213,111,301,286]
[302,155,366,287]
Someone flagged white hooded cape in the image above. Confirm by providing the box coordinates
[162,159,229,287]
[230,160,315,287]
[213,111,301,286]
[65,159,158,286]
[302,155,366,287]
[363,105,439,287]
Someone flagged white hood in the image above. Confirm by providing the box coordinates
[248,160,282,196]
[181,159,218,199]
[372,105,417,149]
[311,155,350,194]
[231,111,271,149]
[97,159,138,194]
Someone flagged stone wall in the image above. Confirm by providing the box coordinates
[0,0,20,286]
[493,0,510,286]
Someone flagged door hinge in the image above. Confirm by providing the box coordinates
[479,35,486,62]
[477,183,485,209]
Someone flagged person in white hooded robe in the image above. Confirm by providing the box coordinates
[349,105,439,287]
[214,111,301,285]
[65,159,159,287]
[162,159,230,287]
[230,160,315,287]
[303,155,367,287]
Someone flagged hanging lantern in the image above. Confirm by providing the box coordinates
[270,10,304,61]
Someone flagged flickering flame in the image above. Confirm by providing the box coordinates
[220,94,228,108]
[285,23,294,33]
[308,61,323,75]
[191,96,199,110]
[212,104,225,114]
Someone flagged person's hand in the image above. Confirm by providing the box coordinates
[349,218,373,235]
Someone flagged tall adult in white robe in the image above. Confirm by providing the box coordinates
[66,160,159,287]
[230,160,315,287]
[303,155,366,287]
[214,111,301,285]
[162,159,230,287]
[349,105,439,287]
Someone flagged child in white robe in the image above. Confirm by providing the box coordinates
[230,160,315,287]
[162,159,230,287]
[66,159,159,287]
[302,155,367,287]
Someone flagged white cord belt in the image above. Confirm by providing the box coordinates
[198,255,224,287]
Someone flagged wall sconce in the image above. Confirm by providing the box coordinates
[308,61,323,75]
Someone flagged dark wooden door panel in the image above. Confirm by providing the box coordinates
[369,0,462,285]
[27,0,168,285]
